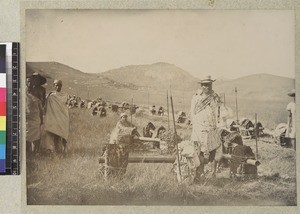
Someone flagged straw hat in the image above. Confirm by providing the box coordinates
[287,89,295,97]
[30,72,47,86]
[53,79,62,85]
[198,75,216,84]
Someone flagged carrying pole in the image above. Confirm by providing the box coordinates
[170,96,182,183]
[167,90,170,130]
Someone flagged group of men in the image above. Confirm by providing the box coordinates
[26,71,296,183]
[26,74,69,156]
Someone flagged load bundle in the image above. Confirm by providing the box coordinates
[229,144,258,179]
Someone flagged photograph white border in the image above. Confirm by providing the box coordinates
[20,0,300,213]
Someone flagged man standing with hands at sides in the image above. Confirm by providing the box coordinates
[190,75,222,183]
[285,89,296,150]
[44,80,69,156]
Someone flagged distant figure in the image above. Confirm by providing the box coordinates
[26,77,43,154]
[150,105,156,115]
[44,80,69,155]
[158,106,164,116]
[285,89,296,149]
[190,75,222,182]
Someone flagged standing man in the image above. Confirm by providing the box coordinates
[44,80,69,155]
[26,76,43,155]
[190,75,222,182]
[285,89,296,150]
[30,72,47,107]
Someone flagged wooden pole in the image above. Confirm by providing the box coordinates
[131,98,133,125]
[99,155,175,164]
[147,87,149,110]
[170,96,182,184]
[235,87,239,124]
[182,91,184,111]
[167,90,170,130]
[255,113,258,160]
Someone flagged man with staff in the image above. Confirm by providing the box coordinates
[190,75,222,182]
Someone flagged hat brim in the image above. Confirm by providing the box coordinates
[288,92,295,97]
[198,80,216,84]
[30,74,47,85]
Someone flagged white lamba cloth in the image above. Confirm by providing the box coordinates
[44,91,69,140]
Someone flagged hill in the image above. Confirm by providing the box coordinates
[26,61,294,128]
[26,62,139,94]
[214,73,294,102]
[101,62,198,91]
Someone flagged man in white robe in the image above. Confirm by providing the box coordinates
[44,80,69,154]
[190,76,222,182]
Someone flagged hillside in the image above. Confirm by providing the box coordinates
[26,62,139,94]
[101,62,199,91]
[27,62,294,103]
[214,73,294,101]
[26,61,294,128]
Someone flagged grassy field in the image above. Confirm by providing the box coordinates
[26,108,296,206]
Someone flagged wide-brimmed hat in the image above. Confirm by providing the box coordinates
[120,112,128,118]
[198,75,216,84]
[30,72,47,86]
[287,89,295,97]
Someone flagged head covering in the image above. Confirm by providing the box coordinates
[30,72,47,86]
[53,79,62,85]
[287,89,295,97]
[120,112,128,118]
[198,75,216,84]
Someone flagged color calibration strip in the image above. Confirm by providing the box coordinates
[8,43,20,175]
[0,44,6,173]
[0,42,19,175]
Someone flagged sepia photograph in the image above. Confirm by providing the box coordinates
[25,9,296,206]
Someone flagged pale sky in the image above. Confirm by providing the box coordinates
[26,10,295,79]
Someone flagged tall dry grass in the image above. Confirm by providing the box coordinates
[26,108,296,206]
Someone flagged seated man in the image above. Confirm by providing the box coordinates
[106,113,138,178]
[109,113,137,144]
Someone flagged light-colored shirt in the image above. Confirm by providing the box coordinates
[190,90,221,145]
[286,101,295,138]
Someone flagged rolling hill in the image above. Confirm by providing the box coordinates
[26,62,139,97]
[101,62,199,91]
[214,73,295,102]
[26,61,294,128]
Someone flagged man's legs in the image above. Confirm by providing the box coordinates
[32,139,40,154]
[291,138,296,150]
[194,151,205,183]
[44,131,54,151]
[53,134,61,153]
[62,138,68,154]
